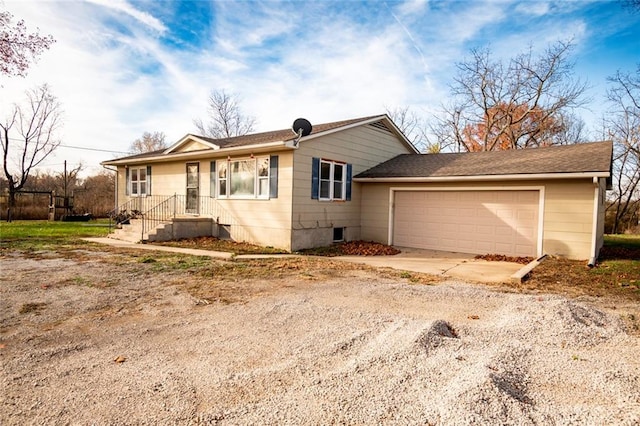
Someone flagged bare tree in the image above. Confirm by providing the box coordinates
[385,105,442,153]
[548,112,587,145]
[605,66,640,233]
[193,90,256,138]
[435,40,589,151]
[386,106,420,139]
[129,131,166,154]
[1,84,62,220]
[0,10,55,77]
[75,171,114,216]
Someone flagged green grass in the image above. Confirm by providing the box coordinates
[604,234,640,249]
[0,219,111,251]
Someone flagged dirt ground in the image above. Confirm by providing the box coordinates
[1,247,639,425]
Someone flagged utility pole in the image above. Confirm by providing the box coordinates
[64,160,67,199]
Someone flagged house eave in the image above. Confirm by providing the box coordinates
[353,171,611,183]
[101,141,294,166]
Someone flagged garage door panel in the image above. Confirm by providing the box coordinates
[518,210,536,221]
[497,209,515,220]
[459,224,475,234]
[476,241,493,252]
[495,242,514,253]
[476,225,494,235]
[458,208,476,218]
[476,209,495,220]
[393,190,539,256]
[516,226,536,239]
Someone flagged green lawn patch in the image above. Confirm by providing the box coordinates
[0,219,111,251]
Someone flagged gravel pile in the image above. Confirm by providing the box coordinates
[1,254,639,425]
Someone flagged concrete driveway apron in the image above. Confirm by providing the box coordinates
[335,247,523,283]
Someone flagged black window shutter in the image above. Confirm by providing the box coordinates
[346,163,353,201]
[269,155,278,198]
[125,167,130,196]
[311,157,320,199]
[210,161,216,198]
[146,166,152,195]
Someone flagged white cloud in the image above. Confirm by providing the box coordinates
[515,2,550,17]
[0,0,635,175]
[85,0,168,33]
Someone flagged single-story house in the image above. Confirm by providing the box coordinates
[102,114,612,262]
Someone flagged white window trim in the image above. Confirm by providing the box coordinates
[217,156,270,199]
[130,166,148,197]
[319,159,346,201]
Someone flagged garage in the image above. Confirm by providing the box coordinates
[392,190,539,257]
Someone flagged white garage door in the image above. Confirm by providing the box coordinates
[393,190,539,257]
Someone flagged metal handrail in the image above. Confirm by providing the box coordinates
[141,194,183,240]
[110,194,241,241]
[107,195,171,232]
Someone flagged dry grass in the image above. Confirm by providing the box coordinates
[152,236,288,255]
[521,257,639,300]
[18,302,48,314]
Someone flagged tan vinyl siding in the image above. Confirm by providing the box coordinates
[152,162,191,195]
[595,178,606,258]
[542,181,594,259]
[115,152,294,251]
[116,166,126,204]
[214,152,293,250]
[360,179,598,260]
[291,124,414,250]
[360,183,392,242]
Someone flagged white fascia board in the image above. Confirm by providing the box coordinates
[354,171,610,183]
[102,141,292,166]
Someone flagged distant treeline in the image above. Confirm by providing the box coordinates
[0,171,115,220]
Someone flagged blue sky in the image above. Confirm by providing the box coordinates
[1,0,639,175]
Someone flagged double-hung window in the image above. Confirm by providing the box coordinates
[129,166,148,196]
[216,156,272,199]
[319,160,345,200]
[312,158,351,201]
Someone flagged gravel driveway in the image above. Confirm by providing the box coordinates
[1,249,639,425]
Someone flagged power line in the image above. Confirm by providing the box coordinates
[58,144,129,154]
[4,136,129,154]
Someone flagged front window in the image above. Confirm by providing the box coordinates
[130,166,147,196]
[319,160,345,201]
[217,156,269,199]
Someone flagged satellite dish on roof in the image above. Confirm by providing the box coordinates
[292,118,312,137]
[292,118,312,147]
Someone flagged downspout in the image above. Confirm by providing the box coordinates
[588,176,600,267]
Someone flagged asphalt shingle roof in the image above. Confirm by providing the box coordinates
[105,116,382,163]
[197,116,379,148]
[355,141,613,179]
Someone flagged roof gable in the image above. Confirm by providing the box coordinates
[355,141,613,179]
[164,134,220,154]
